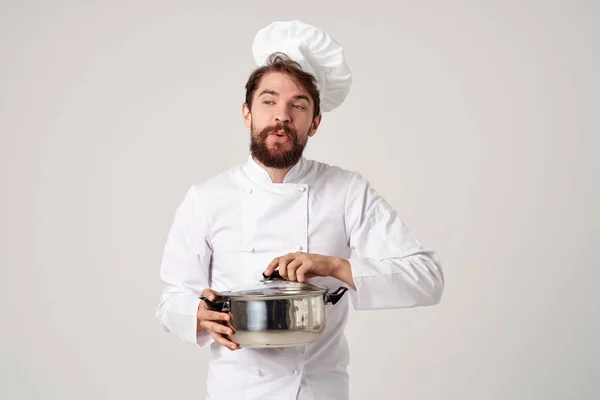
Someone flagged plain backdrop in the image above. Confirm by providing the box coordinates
[1,1,599,399]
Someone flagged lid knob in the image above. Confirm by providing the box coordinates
[262,270,283,281]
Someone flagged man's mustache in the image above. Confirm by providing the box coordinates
[260,123,296,139]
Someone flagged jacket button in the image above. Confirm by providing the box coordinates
[298,186,306,192]
[293,245,303,251]
[247,246,255,252]
[247,188,253,194]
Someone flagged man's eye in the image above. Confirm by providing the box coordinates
[292,104,305,109]
[263,100,274,105]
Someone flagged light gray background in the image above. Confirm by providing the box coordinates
[1,1,599,399]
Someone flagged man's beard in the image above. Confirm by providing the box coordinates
[250,122,309,169]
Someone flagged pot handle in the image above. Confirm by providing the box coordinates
[199,295,231,313]
[325,287,349,305]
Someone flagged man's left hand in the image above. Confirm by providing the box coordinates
[264,252,347,284]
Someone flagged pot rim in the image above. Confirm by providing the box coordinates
[219,285,329,301]
[216,270,331,299]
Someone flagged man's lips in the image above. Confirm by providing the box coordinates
[269,131,290,143]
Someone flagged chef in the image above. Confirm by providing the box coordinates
[156,20,444,400]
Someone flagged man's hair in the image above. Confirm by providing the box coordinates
[244,52,321,119]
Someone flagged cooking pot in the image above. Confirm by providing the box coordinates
[199,271,349,348]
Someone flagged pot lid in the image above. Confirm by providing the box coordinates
[220,271,327,298]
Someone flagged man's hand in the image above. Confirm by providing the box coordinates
[197,289,240,351]
[264,252,356,289]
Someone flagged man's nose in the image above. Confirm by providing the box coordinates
[275,105,291,124]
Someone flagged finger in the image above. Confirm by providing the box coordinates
[278,253,296,279]
[200,288,219,302]
[204,319,240,349]
[198,306,232,323]
[296,259,315,283]
[285,259,303,282]
[296,264,308,283]
[264,257,280,276]
[201,307,237,328]
[197,306,237,335]
[209,330,240,351]
[224,312,236,334]
[201,320,235,337]
[297,269,316,283]
[224,321,236,334]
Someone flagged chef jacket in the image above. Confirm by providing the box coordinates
[156,155,444,400]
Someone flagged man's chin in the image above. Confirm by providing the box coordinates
[250,137,305,169]
[266,155,292,166]
[266,146,293,158]
[255,150,301,169]
[267,142,292,152]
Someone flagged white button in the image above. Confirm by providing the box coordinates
[247,246,255,252]
[293,370,300,375]
[247,188,253,194]
[298,186,306,192]
[293,245,303,251]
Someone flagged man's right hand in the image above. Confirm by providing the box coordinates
[197,289,240,351]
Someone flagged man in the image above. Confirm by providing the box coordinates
[156,20,444,400]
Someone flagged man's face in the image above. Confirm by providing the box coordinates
[243,72,321,169]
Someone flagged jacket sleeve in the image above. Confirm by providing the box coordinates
[155,185,214,346]
[344,172,444,310]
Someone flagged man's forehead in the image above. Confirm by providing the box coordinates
[257,73,310,97]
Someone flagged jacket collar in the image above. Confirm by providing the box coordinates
[243,154,309,184]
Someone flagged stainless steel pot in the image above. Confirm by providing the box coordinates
[199,271,349,348]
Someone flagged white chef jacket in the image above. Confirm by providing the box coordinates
[156,155,444,400]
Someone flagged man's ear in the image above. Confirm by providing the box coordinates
[308,114,322,137]
[242,103,252,128]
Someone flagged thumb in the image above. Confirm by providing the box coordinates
[201,288,218,301]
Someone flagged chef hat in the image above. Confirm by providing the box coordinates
[251,20,352,113]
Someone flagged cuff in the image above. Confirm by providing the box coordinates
[347,258,369,310]
[160,295,214,347]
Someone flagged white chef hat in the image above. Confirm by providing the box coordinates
[251,20,352,113]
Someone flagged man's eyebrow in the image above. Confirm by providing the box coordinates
[258,90,311,103]
[258,89,278,96]
[293,94,311,103]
